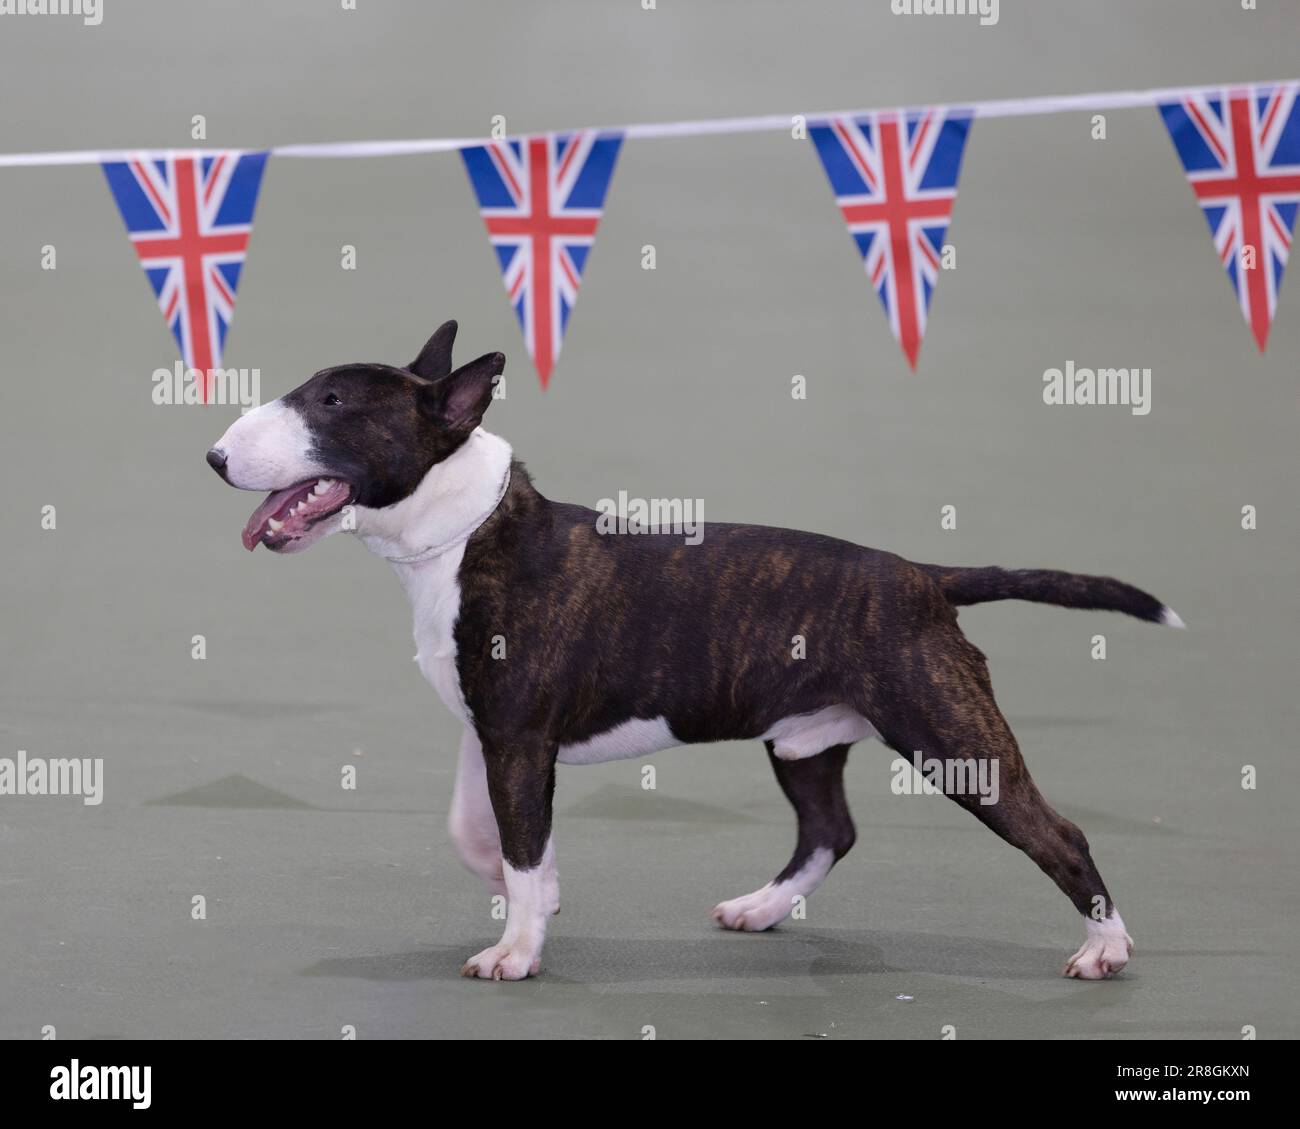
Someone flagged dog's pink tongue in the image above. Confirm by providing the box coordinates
[242,486,300,551]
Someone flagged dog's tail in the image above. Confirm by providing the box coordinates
[916,563,1185,627]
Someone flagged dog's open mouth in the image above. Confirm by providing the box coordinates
[241,477,353,551]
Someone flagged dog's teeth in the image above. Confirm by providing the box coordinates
[267,518,284,532]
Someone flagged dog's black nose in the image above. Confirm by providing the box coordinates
[206,448,229,479]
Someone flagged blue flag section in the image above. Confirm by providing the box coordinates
[102,151,269,397]
[1159,84,1300,352]
[461,131,622,388]
[806,109,972,369]
[809,110,971,370]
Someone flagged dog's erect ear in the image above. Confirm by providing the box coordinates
[408,320,459,381]
[420,352,505,432]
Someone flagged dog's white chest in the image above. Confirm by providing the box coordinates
[398,545,473,726]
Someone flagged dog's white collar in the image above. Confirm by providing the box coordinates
[383,466,511,565]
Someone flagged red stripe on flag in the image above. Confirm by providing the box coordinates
[527,139,554,386]
[833,119,878,193]
[1259,89,1283,141]
[1268,207,1291,247]
[132,159,172,225]
[1230,97,1276,350]
[1185,100,1229,165]
[555,135,580,184]
[908,112,932,172]
[559,248,579,291]
[918,233,940,271]
[876,120,923,369]
[488,144,524,203]
[210,263,235,307]
[202,154,226,207]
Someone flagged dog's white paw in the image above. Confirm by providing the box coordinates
[1064,915,1133,980]
[712,885,792,932]
[713,849,835,933]
[459,942,540,981]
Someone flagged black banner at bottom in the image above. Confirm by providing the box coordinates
[2,1037,1286,1115]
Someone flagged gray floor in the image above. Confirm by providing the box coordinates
[1,2,1297,1038]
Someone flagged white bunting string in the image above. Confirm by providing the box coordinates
[0,77,1295,168]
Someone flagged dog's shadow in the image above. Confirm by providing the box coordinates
[300,928,1063,984]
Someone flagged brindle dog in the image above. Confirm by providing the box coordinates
[208,321,1181,981]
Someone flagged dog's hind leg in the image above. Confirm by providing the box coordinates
[874,628,1133,980]
[713,742,856,932]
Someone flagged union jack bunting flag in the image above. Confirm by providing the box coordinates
[1159,84,1300,352]
[461,131,622,388]
[809,110,972,370]
[102,151,269,399]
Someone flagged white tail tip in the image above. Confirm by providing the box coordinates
[1159,606,1186,629]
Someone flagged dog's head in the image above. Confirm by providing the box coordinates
[207,320,504,554]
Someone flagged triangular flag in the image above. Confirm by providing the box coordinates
[461,131,622,388]
[1159,84,1300,352]
[809,110,971,370]
[102,151,268,399]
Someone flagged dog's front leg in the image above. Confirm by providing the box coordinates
[448,729,505,895]
[459,734,559,981]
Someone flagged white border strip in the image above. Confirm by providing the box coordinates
[0,79,1293,168]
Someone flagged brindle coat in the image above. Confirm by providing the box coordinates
[456,462,1126,922]
[408,323,1167,935]
[211,320,1176,978]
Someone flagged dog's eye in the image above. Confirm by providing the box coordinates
[323,393,341,406]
